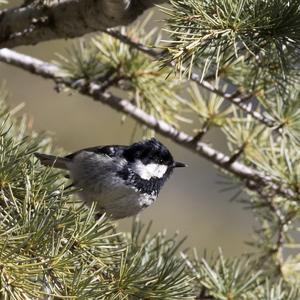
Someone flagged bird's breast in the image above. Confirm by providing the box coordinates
[79,183,157,219]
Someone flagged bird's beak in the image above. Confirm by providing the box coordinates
[173,161,187,168]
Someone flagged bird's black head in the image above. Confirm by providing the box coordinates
[117,138,186,196]
[124,138,184,167]
[123,138,186,180]
[124,138,169,164]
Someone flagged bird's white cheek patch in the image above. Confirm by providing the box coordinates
[133,160,168,180]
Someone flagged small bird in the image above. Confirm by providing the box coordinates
[35,138,186,219]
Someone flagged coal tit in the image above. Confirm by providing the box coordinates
[35,138,186,219]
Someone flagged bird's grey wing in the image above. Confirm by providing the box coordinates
[36,145,127,170]
[65,145,128,160]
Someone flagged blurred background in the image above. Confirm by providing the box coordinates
[0,1,253,256]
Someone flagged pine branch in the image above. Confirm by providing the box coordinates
[190,74,275,127]
[161,0,300,95]
[0,0,166,49]
[0,107,192,298]
[0,48,297,201]
[103,29,276,128]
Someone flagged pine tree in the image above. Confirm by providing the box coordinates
[0,0,300,299]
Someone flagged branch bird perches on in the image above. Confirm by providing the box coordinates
[0,48,297,201]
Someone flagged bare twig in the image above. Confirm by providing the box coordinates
[103,28,163,58]
[190,120,211,144]
[0,48,297,201]
[103,29,276,128]
[226,143,247,165]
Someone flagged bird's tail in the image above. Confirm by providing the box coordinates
[34,153,70,170]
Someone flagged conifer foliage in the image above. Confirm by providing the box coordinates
[0,0,300,299]
[0,102,193,298]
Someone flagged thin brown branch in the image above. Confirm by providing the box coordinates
[226,142,247,165]
[103,29,276,128]
[190,120,210,144]
[103,28,163,58]
[0,48,297,201]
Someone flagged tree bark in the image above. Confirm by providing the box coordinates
[0,0,165,48]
